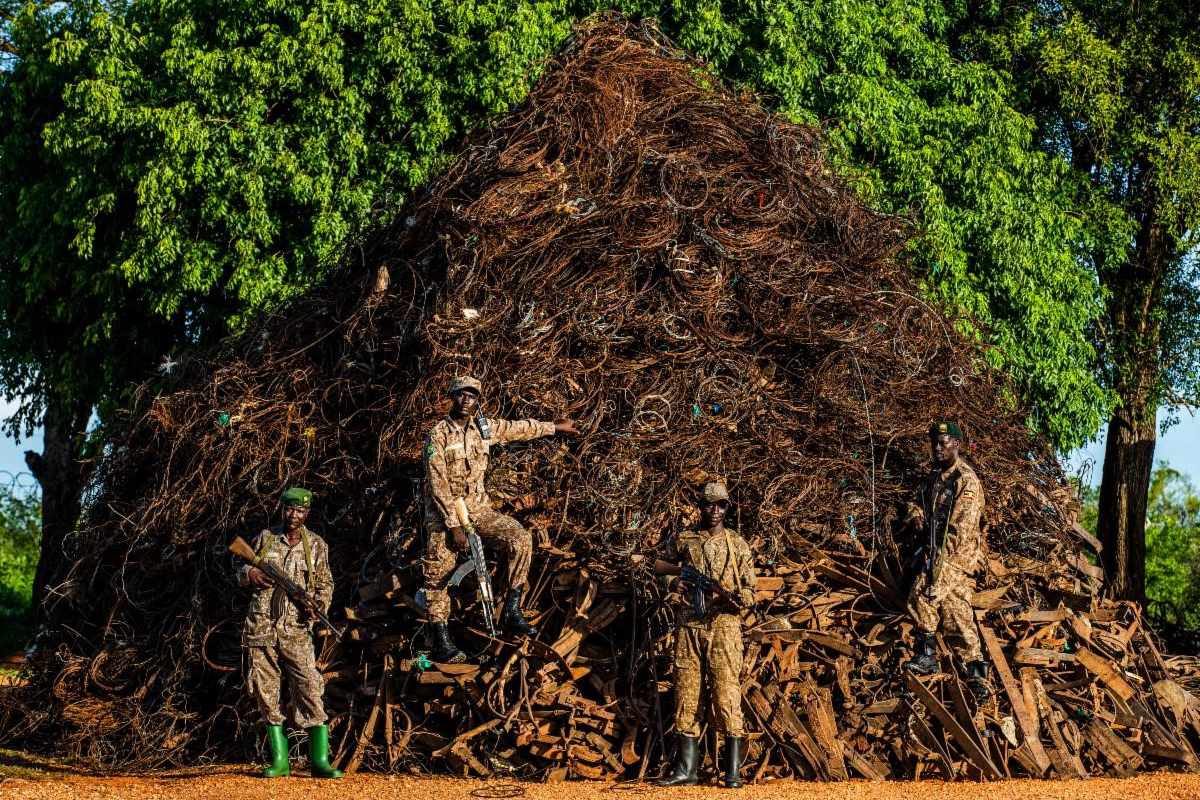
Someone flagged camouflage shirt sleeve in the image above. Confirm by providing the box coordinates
[424,424,459,528]
[312,535,334,613]
[945,470,985,569]
[490,418,556,445]
[736,538,757,608]
[659,532,682,595]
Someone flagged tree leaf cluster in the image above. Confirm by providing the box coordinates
[1,1,1113,453]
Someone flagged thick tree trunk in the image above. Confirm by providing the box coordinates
[1095,175,1171,605]
[24,396,91,622]
[1096,397,1155,603]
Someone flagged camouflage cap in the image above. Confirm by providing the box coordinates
[281,487,313,507]
[928,420,963,439]
[701,481,730,504]
[448,375,482,396]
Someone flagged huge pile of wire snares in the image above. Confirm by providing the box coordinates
[4,14,1198,780]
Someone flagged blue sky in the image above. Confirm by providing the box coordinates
[1,396,1196,491]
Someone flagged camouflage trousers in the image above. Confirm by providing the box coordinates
[247,634,328,728]
[672,614,745,737]
[422,508,532,624]
[909,565,982,662]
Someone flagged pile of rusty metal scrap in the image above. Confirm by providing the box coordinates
[325,515,1200,781]
[4,14,1198,779]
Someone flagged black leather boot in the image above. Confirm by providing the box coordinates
[656,735,700,786]
[502,587,537,636]
[905,631,939,675]
[967,659,992,699]
[430,622,466,664]
[722,736,744,788]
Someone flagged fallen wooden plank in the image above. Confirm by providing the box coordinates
[1076,647,1136,702]
[798,678,847,780]
[1028,673,1087,779]
[842,741,885,780]
[1015,647,1077,667]
[1083,719,1142,776]
[980,625,1051,776]
[904,673,1002,779]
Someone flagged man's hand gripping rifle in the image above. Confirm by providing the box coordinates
[447,498,498,637]
[229,536,342,640]
[653,559,743,617]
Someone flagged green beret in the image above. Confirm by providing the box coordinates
[281,487,313,507]
[928,420,963,439]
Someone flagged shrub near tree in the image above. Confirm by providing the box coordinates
[0,486,40,655]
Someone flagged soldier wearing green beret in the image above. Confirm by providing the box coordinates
[238,487,341,778]
[421,375,578,663]
[903,421,991,699]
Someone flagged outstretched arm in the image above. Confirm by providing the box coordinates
[490,417,558,444]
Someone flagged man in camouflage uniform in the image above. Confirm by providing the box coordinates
[239,487,341,778]
[658,481,756,789]
[904,421,991,699]
[422,375,578,663]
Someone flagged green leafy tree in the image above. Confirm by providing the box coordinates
[0,485,40,654]
[1143,467,1200,628]
[1077,465,1200,628]
[2,1,1113,614]
[968,0,1200,602]
[0,0,574,613]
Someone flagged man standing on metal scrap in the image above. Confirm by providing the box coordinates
[239,487,342,778]
[657,481,757,789]
[421,375,578,663]
[903,420,991,700]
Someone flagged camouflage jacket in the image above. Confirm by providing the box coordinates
[908,458,986,581]
[423,415,555,528]
[662,525,757,628]
[238,525,334,646]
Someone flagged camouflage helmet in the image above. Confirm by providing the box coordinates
[448,375,483,396]
[701,481,730,504]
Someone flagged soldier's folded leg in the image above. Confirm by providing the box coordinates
[474,509,537,635]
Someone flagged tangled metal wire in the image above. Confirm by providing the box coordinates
[1,16,1091,773]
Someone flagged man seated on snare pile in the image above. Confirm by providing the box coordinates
[420,375,579,663]
[903,420,992,700]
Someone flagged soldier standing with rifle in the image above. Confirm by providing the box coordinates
[421,376,578,663]
[237,486,341,779]
[657,481,756,789]
[903,421,992,700]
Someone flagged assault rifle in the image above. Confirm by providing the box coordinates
[447,497,498,637]
[653,559,743,617]
[229,536,342,640]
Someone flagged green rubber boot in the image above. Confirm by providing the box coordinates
[307,724,343,778]
[262,724,290,778]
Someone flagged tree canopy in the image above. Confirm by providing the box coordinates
[967,0,1200,600]
[0,1,1112,459]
